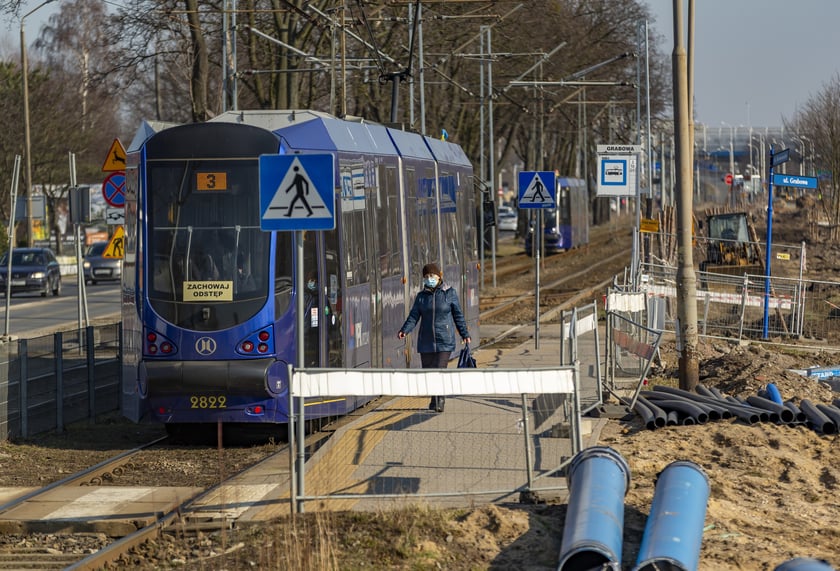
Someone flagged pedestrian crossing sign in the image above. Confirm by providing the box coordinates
[259,154,336,231]
[517,171,556,209]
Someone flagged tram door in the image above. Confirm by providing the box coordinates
[301,229,343,368]
[323,228,342,367]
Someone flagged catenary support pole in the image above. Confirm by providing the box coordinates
[671,0,699,390]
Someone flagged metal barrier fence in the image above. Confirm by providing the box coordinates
[560,302,603,415]
[638,261,840,344]
[285,303,640,512]
[642,231,806,281]
[603,292,663,406]
[0,324,121,440]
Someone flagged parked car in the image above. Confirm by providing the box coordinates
[83,241,122,285]
[0,247,61,297]
[497,205,518,232]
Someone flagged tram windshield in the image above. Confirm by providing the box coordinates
[146,159,271,330]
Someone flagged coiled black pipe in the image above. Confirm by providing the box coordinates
[651,386,761,424]
[799,400,837,435]
[642,391,722,421]
[640,397,708,425]
[631,398,657,431]
[815,403,840,431]
[783,401,807,423]
[833,398,840,409]
[746,396,795,424]
[708,386,727,400]
[635,396,667,429]
[666,410,678,426]
[693,384,713,397]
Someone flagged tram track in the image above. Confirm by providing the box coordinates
[0,408,369,569]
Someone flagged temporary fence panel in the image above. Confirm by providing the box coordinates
[603,295,663,406]
[638,260,840,344]
[290,364,581,513]
[560,303,603,416]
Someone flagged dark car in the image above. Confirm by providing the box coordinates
[0,247,62,297]
[83,241,122,285]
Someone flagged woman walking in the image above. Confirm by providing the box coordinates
[398,263,471,412]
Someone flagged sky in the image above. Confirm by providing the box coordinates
[4,0,840,131]
[644,0,840,128]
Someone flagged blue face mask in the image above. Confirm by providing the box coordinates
[307,281,317,291]
[424,276,440,288]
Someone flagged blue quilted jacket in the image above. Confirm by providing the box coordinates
[399,283,470,353]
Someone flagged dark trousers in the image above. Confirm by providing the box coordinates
[421,352,451,411]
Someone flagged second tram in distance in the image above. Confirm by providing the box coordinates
[120,110,480,431]
[524,176,590,255]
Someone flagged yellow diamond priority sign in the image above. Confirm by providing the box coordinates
[103,226,125,259]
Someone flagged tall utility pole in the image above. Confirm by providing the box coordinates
[21,0,59,247]
[672,0,699,390]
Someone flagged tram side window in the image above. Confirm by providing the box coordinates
[559,188,570,225]
[274,232,293,316]
[464,175,478,260]
[378,167,400,278]
[343,210,369,287]
[439,173,461,269]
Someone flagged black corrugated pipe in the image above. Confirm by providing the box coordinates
[642,391,723,421]
[711,388,726,399]
[650,386,761,424]
[631,398,658,430]
[746,396,795,424]
[815,403,840,431]
[783,401,807,423]
[696,385,768,422]
[799,400,837,435]
[641,398,708,425]
[635,396,667,429]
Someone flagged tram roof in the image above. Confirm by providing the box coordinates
[212,110,402,157]
[127,119,181,153]
[557,177,586,188]
[424,135,471,168]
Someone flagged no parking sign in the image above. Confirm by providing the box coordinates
[102,171,126,207]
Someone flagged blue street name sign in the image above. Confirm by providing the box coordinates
[772,174,818,189]
[771,148,790,167]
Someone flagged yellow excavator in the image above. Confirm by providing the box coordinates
[698,212,763,278]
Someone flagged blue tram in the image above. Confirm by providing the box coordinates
[524,176,590,255]
[120,110,479,429]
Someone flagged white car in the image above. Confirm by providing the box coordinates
[497,206,517,232]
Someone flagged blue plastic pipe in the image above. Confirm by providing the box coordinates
[557,446,631,571]
[774,558,837,571]
[632,460,710,571]
[766,383,784,404]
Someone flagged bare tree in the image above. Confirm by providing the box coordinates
[792,73,840,239]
